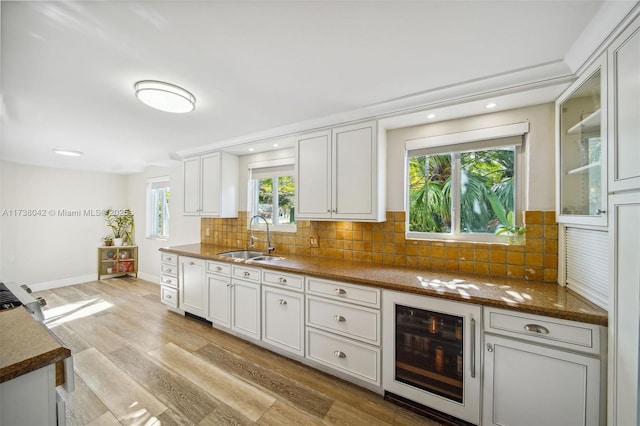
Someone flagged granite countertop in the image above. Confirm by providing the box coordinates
[0,307,71,384]
[161,243,608,326]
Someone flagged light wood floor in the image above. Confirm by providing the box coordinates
[36,277,442,426]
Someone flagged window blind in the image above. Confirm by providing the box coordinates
[565,227,609,310]
[406,122,529,156]
[248,158,294,180]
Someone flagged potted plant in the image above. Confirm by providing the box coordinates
[104,208,135,246]
[103,235,113,246]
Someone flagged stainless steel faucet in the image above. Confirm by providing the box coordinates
[249,215,275,253]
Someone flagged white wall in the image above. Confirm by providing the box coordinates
[385,103,556,212]
[0,161,128,289]
[127,164,200,284]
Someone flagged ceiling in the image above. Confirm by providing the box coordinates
[0,1,635,173]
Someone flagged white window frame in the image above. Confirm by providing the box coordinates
[405,122,528,243]
[146,176,170,240]
[247,158,297,232]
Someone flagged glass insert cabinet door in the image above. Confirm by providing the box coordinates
[556,54,607,227]
[382,290,481,425]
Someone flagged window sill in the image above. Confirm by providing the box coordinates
[405,232,513,245]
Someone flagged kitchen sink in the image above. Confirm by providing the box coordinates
[217,250,283,262]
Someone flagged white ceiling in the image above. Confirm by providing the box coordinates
[0,1,636,173]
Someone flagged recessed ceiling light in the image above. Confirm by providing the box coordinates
[427,113,436,119]
[485,102,498,109]
[273,143,279,147]
[53,148,83,157]
[248,148,255,152]
[134,80,196,113]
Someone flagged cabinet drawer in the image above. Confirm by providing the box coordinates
[232,265,261,283]
[484,308,602,354]
[262,270,304,291]
[160,275,178,288]
[161,286,178,308]
[207,261,231,276]
[306,277,380,308]
[306,328,380,386]
[262,287,304,356]
[306,296,380,345]
[161,263,178,276]
[161,253,177,265]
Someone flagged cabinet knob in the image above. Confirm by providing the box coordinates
[596,209,606,215]
[278,277,287,284]
[215,266,222,272]
[167,268,172,273]
[333,315,346,322]
[189,262,195,266]
[487,343,493,352]
[333,350,346,359]
[244,271,250,277]
[278,299,287,305]
[334,288,347,295]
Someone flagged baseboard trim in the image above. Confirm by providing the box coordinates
[29,274,98,291]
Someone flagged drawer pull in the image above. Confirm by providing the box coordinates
[189,262,195,266]
[278,299,287,305]
[278,277,287,284]
[524,324,549,334]
[166,268,172,273]
[334,288,347,295]
[166,294,172,299]
[244,271,250,277]
[215,266,222,272]
[333,315,346,322]
[333,350,346,359]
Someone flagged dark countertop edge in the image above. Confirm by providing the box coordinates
[0,346,71,384]
[160,245,608,327]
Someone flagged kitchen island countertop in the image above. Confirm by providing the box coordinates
[161,243,608,326]
[0,307,71,384]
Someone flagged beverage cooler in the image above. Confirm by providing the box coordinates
[383,290,481,425]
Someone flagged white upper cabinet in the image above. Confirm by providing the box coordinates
[296,120,386,222]
[608,16,640,193]
[556,54,608,227]
[183,152,239,217]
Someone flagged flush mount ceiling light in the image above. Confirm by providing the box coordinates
[53,148,83,157]
[134,80,196,113]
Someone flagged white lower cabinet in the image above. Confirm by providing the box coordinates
[306,278,381,387]
[262,286,304,356]
[230,265,261,340]
[160,253,178,309]
[179,257,207,318]
[306,327,380,385]
[207,261,231,328]
[483,308,606,426]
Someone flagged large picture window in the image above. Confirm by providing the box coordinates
[406,123,527,242]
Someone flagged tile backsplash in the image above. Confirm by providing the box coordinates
[201,210,558,283]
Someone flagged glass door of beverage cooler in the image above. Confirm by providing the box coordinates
[396,306,465,402]
[383,290,481,425]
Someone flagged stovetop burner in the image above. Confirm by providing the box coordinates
[0,281,23,310]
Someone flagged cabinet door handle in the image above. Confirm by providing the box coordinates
[334,288,346,295]
[278,299,287,305]
[470,318,476,379]
[524,324,549,334]
[333,350,346,359]
[333,315,346,322]
[278,277,287,284]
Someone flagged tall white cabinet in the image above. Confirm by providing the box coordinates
[295,120,386,222]
[606,14,640,426]
[183,151,239,217]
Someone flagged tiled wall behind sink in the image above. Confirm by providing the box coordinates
[201,211,558,283]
